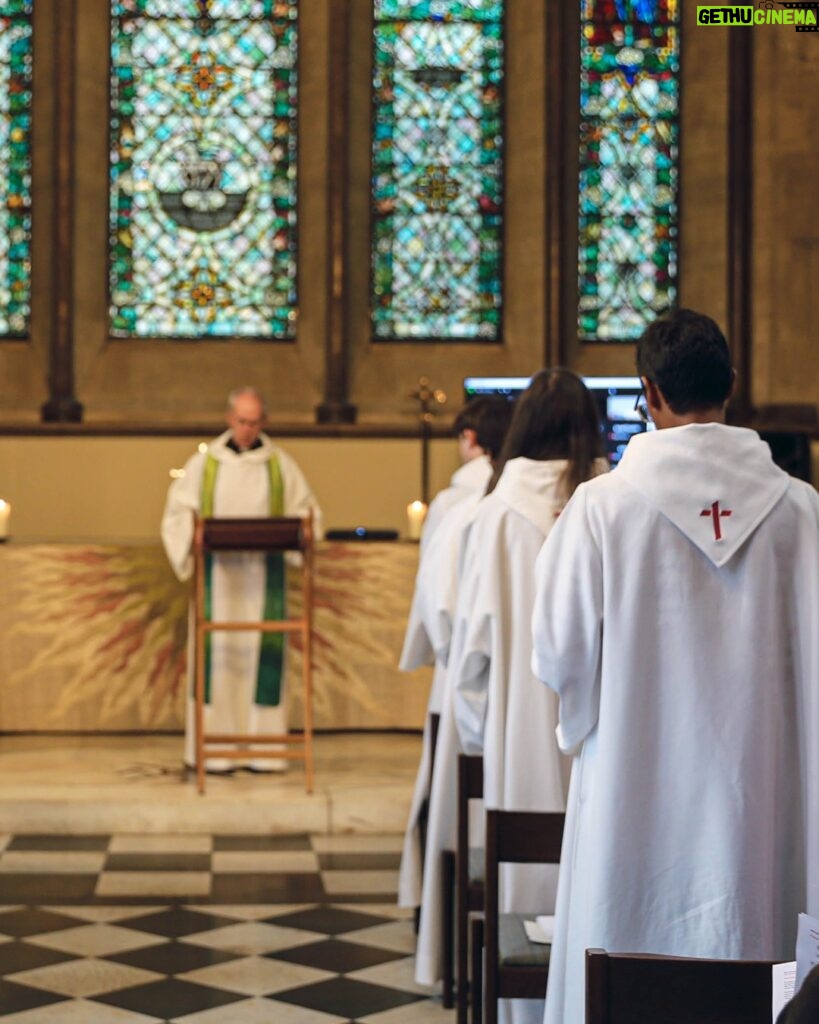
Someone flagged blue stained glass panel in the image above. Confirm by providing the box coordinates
[109,0,298,339]
[371,0,504,341]
[578,0,680,342]
[0,0,32,339]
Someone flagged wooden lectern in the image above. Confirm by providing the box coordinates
[192,512,315,795]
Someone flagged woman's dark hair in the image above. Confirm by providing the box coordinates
[486,368,604,500]
[636,309,733,414]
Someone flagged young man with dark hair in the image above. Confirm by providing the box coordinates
[531,309,819,1024]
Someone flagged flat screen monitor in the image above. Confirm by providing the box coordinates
[462,374,654,468]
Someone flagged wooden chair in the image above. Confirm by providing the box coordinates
[456,753,484,1024]
[483,809,565,1024]
[192,513,315,795]
[586,948,781,1024]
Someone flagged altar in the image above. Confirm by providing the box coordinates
[0,541,431,734]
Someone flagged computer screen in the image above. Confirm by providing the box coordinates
[462,374,654,468]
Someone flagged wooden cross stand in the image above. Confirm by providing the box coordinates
[192,513,315,795]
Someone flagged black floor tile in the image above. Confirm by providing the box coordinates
[94,977,244,1017]
[0,941,75,974]
[107,939,241,975]
[266,906,392,935]
[317,851,402,871]
[0,875,98,903]
[105,852,212,872]
[270,937,406,973]
[210,872,326,903]
[0,908,88,938]
[122,907,241,938]
[0,978,67,1015]
[6,835,111,852]
[213,834,312,851]
[274,976,425,1018]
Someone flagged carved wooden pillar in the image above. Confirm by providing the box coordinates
[315,0,357,424]
[41,0,83,422]
[726,28,753,423]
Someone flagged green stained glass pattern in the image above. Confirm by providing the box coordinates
[0,1,32,339]
[371,1,504,341]
[579,0,679,342]
[109,0,298,339]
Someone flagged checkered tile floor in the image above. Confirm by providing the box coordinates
[0,834,446,1023]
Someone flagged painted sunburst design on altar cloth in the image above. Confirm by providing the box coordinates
[1,543,431,732]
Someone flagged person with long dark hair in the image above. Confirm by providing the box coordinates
[436,368,606,1024]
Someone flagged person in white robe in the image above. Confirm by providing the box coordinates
[161,387,322,772]
[399,396,512,910]
[447,370,607,1024]
[531,310,819,1024]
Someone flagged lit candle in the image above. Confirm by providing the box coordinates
[406,500,428,541]
[0,500,10,541]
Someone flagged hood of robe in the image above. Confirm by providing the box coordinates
[450,453,492,492]
[494,457,607,535]
[616,423,789,568]
[206,429,277,464]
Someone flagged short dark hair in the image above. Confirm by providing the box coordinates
[486,368,604,500]
[454,396,514,460]
[636,309,734,414]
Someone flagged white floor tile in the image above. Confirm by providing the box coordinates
[179,954,334,996]
[344,919,417,954]
[28,924,167,957]
[95,871,211,898]
[0,1002,162,1023]
[172,998,348,1024]
[311,835,405,853]
[183,921,324,955]
[321,870,399,895]
[108,835,213,853]
[0,852,106,874]
[211,851,319,873]
[9,957,161,998]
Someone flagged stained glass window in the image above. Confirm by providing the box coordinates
[371,0,504,341]
[0,1,32,339]
[109,0,298,339]
[578,0,679,342]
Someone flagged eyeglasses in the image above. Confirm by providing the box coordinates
[634,386,650,424]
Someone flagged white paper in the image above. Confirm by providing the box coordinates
[795,911,819,991]
[523,915,555,945]
[772,961,796,1022]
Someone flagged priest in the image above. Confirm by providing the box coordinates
[161,387,322,772]
[531,310,819,1024]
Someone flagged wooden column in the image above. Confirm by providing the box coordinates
[41,0,83,423]
[726,27,753,423]
[315,0,357,424]
[544,0,567,368]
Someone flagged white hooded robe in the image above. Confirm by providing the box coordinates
[398,454,492,909]
[532,424,819,1024]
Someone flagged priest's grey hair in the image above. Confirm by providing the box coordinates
[227,386,268,416]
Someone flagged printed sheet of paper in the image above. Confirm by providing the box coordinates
[772,961,796,1022]
[795,911,819,990]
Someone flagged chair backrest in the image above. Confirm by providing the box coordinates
[457,754,483,864]
[484,808,565,1019]
[585,948,780,1024]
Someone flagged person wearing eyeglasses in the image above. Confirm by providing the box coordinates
[161,386,322,774]
[531,309,819,1024]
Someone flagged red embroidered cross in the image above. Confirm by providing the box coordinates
[700,500,732,541]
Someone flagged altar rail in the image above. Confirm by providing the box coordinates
[0,542,430,733]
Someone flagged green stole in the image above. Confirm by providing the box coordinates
[200,452,286,706]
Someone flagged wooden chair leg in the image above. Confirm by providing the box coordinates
[442,849,455,1008]
[457,882,469,1023]
[471,914,484,1024]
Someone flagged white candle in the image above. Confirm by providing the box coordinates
[406,500,428,541]
[0,500,10,540]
